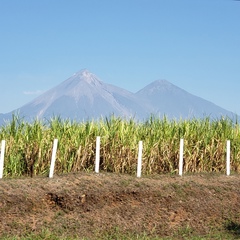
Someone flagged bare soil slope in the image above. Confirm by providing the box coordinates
[0,173,240,239]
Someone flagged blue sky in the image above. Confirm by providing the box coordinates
[0,0,239,114]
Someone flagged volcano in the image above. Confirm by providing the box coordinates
[0,69,236,124]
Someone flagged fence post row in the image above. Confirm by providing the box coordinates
[0,137,235,179]
[0,140,6,179]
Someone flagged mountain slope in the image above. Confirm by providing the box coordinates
[2,70,150,122]
[0,70,237,124]
[136,80,235,119]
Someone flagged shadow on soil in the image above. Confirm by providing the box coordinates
[225,221,240,237]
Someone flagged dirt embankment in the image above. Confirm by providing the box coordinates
[0,173,240,239]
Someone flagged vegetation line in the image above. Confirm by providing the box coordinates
[0,114,240,177]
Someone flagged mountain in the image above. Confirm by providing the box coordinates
[0,70,237,124]
[136,80,234,119]
[0,70,150,124]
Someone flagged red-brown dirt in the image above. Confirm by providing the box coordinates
[0,172,240,239]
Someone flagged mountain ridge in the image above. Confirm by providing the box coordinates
[0,69,237,124]
[136,79,234,119]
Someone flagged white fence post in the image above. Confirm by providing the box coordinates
[49,139,58,178]
[137,141,143,178]
[95,136,100,173]
[0,140,6,179]
[179,138,184,176]
[226,140,230,176]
